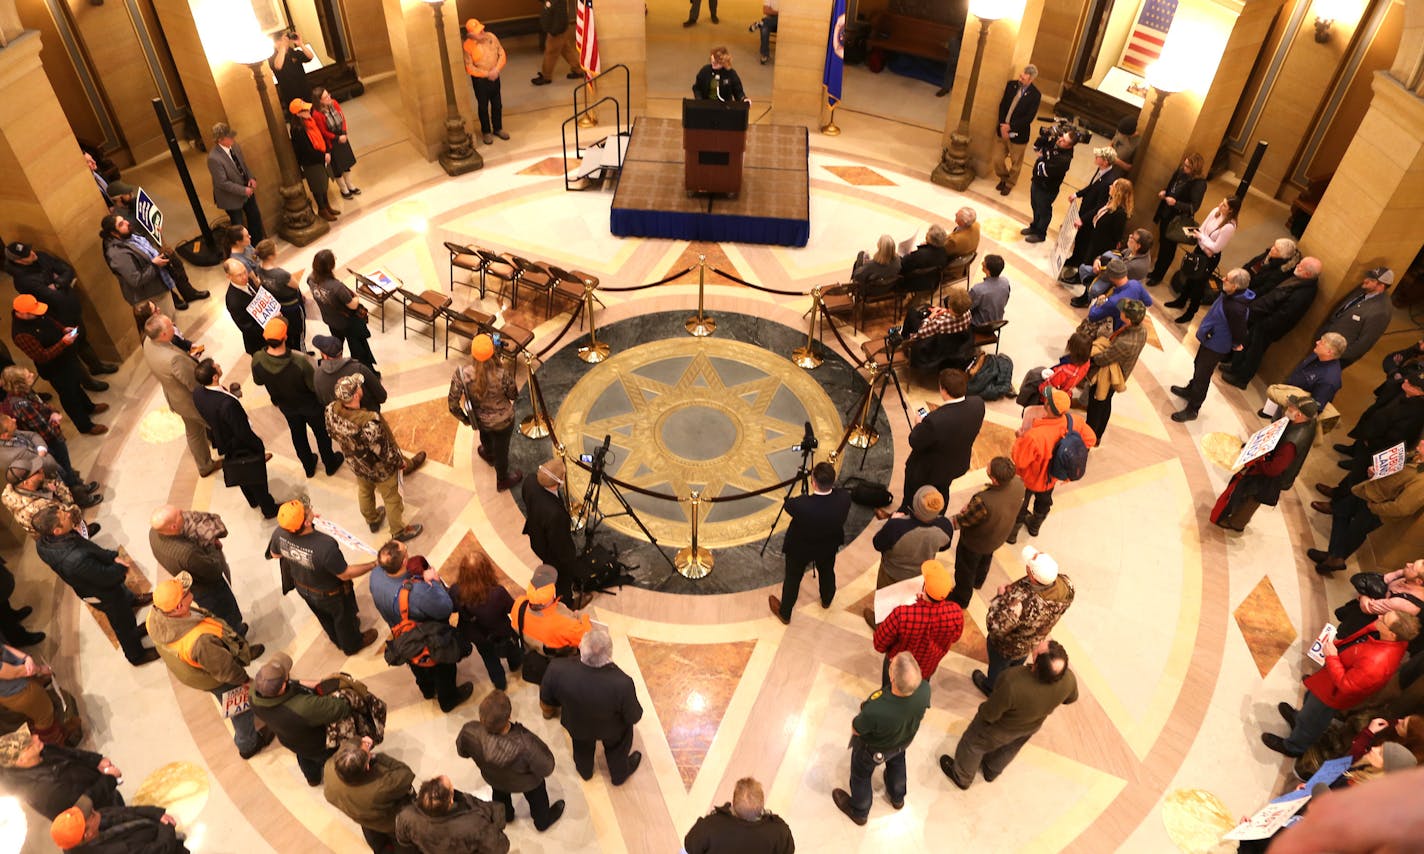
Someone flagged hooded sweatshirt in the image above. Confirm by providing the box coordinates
[315,356,386,410]
[251,349,321,414]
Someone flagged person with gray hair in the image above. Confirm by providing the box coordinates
[1223,255,1323,388]
[684,776,795,853]
[538,626,645,784]
[945,206,981,258]
[207,122,264,240]
[991,65,1042,196]
[899,224,951,294]
[142,313,220,477]
[833,651,930,825]
[1241,237,1302,299]
[1171,267,1255,422]
[1259,333,1347,417]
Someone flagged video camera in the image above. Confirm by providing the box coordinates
[1036,117,1092,148]
[790,421,818,454]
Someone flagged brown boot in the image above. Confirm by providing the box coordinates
[318,208,338,222]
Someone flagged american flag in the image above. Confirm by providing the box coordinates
[576,0,600,80]
[1120,0,1177,74]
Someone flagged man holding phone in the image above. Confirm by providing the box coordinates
[900,369,984,512]
[10,296,108,436]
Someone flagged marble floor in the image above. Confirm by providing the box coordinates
[5,69,1388,853]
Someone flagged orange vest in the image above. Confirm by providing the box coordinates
[165,618,224,668]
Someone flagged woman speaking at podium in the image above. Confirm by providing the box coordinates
[693,47,749,103]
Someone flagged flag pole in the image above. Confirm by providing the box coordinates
[820,86,841,136]
[579,73,599,129]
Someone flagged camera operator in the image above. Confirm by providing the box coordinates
[1022,125,1077,244]
[270,30,316,108]
[768,461,851,626]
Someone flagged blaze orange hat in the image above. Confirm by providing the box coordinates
[471,334,495,362]
[921,559,952,601]
[277,500,307,532]
[288,98,313,115]
[51,795,94,848]
[12,294,46,315]
[263,316,288,341]
[465,18,484,35]
[153,571,193,612]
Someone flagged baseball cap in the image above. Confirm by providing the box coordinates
[1044,388,1070,416]
[921,559,952,601]
[253,652,292,696]
[263,316,288,342]
[5,456,43,486]
[276,499,307,532]
[334,373,364,402]
[312,334,343,356]
[3,242,31,261]
[1023,546,1059,584]
[153,571,193,612]
[471,334,495,362]
[288,98,313,115]
[106,180,137,198]
[0,726,32,767]
[1364,266,1395,286]
[465,18,484,34]
[51,796,94,848]
[12,294,47,315]
[527,563,559,606]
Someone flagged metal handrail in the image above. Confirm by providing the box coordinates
[561,63,631,191]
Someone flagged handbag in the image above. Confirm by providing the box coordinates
[1164,214,1198,244]
[1179,249,1210,277]
[841,476,892,508]
[222,452,267,488]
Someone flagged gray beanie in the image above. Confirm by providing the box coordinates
[911,485,946,523]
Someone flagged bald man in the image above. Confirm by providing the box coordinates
[148,505,247,634]
[222,258,267,355]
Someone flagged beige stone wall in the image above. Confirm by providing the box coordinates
[345,0,394,77]
[65,0,169,161]
[1030,0,1081,99]
[596,0,649,118]
[0,32,139,359]
[770,0,834,127]
[381,0,477,162]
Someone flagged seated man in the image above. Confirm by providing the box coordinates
[969,255,1010,325]
[751,1,778,64]
[1071,228,1153,307]
[898,225,950,294]
[1085,258,1153,330]
[1258,333,1346,418]
[944,207,981,259]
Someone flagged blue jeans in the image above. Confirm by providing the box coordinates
[760,15,778,57]
[848,739,906,818]
[1284,691,1336,754]
[210,685,261,755]
[984,646,1024,693]
[1028,182,1059,237]
[476,640,523,691]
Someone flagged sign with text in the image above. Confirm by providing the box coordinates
[1232,418,1289,470]
[245,286,281,327]
[1307,622,1337,666]
[313,517,377,555]
[1050,197,1081,276]
[218,683,250,718]
[1372,443,1407,480]
[135,187,163,241]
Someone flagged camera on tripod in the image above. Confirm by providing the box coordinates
[884,325,905,348]
[790,421,818,454]
[1036,118,1092,148]
[579,435,612,472]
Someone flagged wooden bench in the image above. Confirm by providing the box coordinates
[866,13,956,64]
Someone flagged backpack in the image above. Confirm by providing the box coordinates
[966,353,1015,401]
[1048,414,1089,482]
[382,579,464,667]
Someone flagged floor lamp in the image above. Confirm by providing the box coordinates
[424,0,483,176]
[932,0,1008,191]
[229,36,329,246]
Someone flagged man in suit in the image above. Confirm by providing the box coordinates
[1062,147,1122,271]
[142,314,220,477]
[1222,257,1322,387]
[207,123,264,241]
[539,628,644,784]
[522,456,581,602]
[768,461,853,624]
[1313,266,1394,368]
[940,638,1077,788]
[992,65,1041,196]
[192,358,278,518]
[901,368,985,510]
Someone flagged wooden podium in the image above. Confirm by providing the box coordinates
[683,99,749,196]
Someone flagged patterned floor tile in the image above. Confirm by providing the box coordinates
[1233,575,1298,678]
[823,165,896,186]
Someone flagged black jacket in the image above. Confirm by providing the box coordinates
[905,397,986,491]
[684,805,796,854]
[1030,142,1073,191]
[71,805,187,853]
[899,243,949,293]
[782,489,852,560]
[1314,288,1394,367]
[225,284,266,354]
[0,744,122,819]
[539,0,573,35]
[1349,394,1424,453]
[6,253,83,326]
[1085,207,1127,260]
[192,385,266,457]
[996,80,1041,143]
[289,121,327,168]
[251,683,351,758]
[1154,168,1208,221]
[315,356,387,410]
[1076,164,1123,223]
[1247,275,1318,341]
[35,532,126,599]
[539,658,643,741]
[520,478,578,576]
[251,350,322,416]
[1243,251,1296,298]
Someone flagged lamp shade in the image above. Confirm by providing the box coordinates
[223,2,275,65]
[969,0,1012,22]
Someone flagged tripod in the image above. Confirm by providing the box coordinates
[858,334,914,470]
[576,436,676,571]
[760,422,817,556]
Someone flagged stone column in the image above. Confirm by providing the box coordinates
[1263,71,1424,419]
[380,0,477,162]
[0,31,137,359]
[596,0,649,118]
[1028,0,1080,100]
[932,0,1046,188]
[770,0,834,128]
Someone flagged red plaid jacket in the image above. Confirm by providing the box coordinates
[874,596,964,678]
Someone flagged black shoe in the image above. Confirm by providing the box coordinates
[1170,409,1198,422]
[36,391,51,402]
[1170,385,1191,398]
[971,669,991,697]
[710,14,719,22]
[1261,733,1302,757]
[183,290,211,301]
[1314,483,1337,498]
[238,622,250,637]
[1024,234,1045,243]
[531,74,553,86]
[173,299,190,311]
[940,755,971,790]
[1019,227,1034,235]
[1068,296,1090,308]
[77,481,99,494]
[239,727,276,759]
[1337,459,1353,471]
[303,461,318,478]
[394,524,424,542]
[1163,297,1186,309]
[1332,443,1356,455]
[613,751,642,785]
[13,606,32,621]
[1172,312,1196,324]
[77,493,103,509]
[1225,376,1251,390]
[1305,548,1333,564]
[132,648,161,666]
[439,682,475,713]
[566,70,584,79]
[683,19,696,26]
[340,189,354,200]
[366,507,387,533]
[81,379,109,392]
[1277,702,1298,729]
[91,363,120,375]
[1024,514,1045,536]
[535,800,566,831]
[832,788,866,825]
[502,801,515,822]
[1256,410,1272,419]
[476,444,493,464]
[983,766,1002,783]
[84,523,102,538]
[935,87,949,97]
[324,453,344,476]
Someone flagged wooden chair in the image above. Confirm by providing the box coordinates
[509,255,555,314]
[398,288,452,351]
[856,273,905,331]
[474,248,518,303]
[442,306,534,360]
[938,252,977,303]
[972,319,1008,354]
[545,266,602,322]
[819,283,856,329]
[443,241,482,296]
[348,269,402,333]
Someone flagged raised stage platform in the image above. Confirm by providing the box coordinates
[609,117,810,247]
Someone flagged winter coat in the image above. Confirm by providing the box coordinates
[251,350,321,415]
[0,744,122,819]
[1195,288,1254,354]
[1010,413,1097,493]
[316,356,386,410]
[455,720,555,793]
[1303,624,1408,710]
[986,575,1075,659]
[394,791,510,854]
[325,402,403,482]
[323,747,416,835]
[448,361,517,431]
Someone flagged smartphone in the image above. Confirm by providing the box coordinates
[917,406,930,419]
[491,332,502,347]
[579,454,594,464]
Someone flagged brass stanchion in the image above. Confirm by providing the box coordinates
[674,491,714,578]
[820,102,842,136]
[578,76,598,129]
[577,281,610,363]
[846,365,880,449]
[519,351,552,439]
[791,288,825,369]
[685,255,717,336]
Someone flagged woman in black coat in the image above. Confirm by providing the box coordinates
[450,551,522,690]
[288,100,338,221]
[1148,152,1209,285]
[0,730,125,819]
